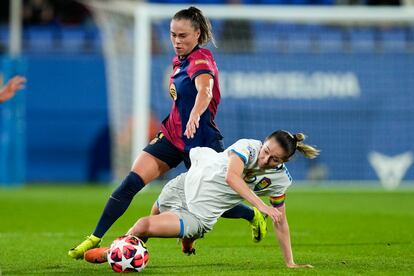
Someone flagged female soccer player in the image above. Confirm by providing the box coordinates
[69,7,261,259]
[0,76,26,103]
[85,130,319,269]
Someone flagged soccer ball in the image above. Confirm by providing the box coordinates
[107,235,149,273]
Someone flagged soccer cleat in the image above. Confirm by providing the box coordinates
[250,207,267,243]
[182,247,196,256]
[68,235,102,260]
[84,247,109,264]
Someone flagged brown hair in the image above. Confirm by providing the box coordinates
[266,130,320,162]
[173,6,215,47]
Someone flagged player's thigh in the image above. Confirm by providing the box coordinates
[157,173,186,213]
[131,152,170,184]
[129,212,181,238]
[147,212,181,237]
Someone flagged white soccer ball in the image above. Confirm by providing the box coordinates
[107,235,149,273]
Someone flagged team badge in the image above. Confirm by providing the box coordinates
[169,83,177,101]
[254,177,271,191]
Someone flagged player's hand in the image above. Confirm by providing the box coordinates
[258,204,282,224]
[184,112,200,139]
[286,263,314,269]
[5,76,26,94]
[1,76,26,102]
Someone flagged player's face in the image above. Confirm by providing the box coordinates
[170,19,200,57]
[258,139,286,169]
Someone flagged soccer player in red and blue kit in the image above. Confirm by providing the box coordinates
[162,43,222,156]
[68,7,266,260]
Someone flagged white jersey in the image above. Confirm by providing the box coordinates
[184,139,292,232]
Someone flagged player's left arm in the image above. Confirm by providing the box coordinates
[273,204,313,269]
[184,73,213,139]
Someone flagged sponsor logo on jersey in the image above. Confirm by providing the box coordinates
[169,83,177,101]
[254,177,271,191]
[195,59,209,65]
[244,171,257,184]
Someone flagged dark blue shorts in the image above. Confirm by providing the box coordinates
[143,133,224,169]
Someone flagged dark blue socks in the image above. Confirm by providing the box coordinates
[93,171,145,238]
[221,203,254,221]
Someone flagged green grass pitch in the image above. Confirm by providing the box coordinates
[0,183,413,275]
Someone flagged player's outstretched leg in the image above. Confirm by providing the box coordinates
[84,247,109,264]
[249,207,267,243]
[68,152,171,260]
[127,212,181,238]
[68,171,146,259]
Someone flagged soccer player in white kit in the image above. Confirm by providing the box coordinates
[85,130,319,269]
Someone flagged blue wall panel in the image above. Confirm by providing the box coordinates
[25,54,110,182]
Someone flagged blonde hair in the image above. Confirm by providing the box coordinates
[293,133,320,159]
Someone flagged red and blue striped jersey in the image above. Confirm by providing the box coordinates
[161,46,223,152]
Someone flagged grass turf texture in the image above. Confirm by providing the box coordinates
[0,184,413,275]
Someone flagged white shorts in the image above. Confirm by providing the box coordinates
[157,173,205,239]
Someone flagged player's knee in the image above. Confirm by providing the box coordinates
[112,172,145,200]
[150,201,160,215]
[130,217,151,237]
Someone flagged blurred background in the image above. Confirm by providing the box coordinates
[0,0,413,188]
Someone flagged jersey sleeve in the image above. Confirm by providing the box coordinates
[227,139,260,167]
[187,52,215,81]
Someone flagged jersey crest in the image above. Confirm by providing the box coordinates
[169,83,177,101]
[254,177,272,191]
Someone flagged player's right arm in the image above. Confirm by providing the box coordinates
[272,204,313,268]
[184,73,213,139]
[225,152,282,223]
[0,76,26,103]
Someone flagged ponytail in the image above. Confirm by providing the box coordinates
[293,133,320,159]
